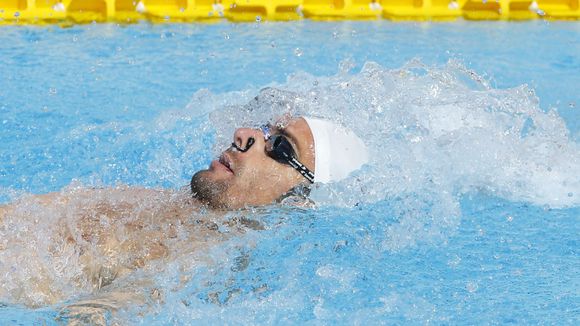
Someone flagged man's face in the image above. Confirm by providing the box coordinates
[191,117,315,209]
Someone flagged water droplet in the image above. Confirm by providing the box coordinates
[14,12,20,17]
[466,281,478,293]
[270,41,276,48]
[48,88,57,95]
[294,48,303,57]
[506,215,513,222]
[447,255,461,267]
[569,102,576,108]
[223,33,230,40]
[72,36,78,42]
[255,15,261,22]
[568,192,573,197]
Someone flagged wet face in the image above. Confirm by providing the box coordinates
[191,117,315,209]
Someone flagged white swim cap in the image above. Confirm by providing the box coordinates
[303,117,369,183]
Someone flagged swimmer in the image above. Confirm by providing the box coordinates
[190,116,368,208]
[0,115,368,322]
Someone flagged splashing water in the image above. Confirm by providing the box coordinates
[199,59,579,250]
[208,60,579,209]
[1,60,578,323]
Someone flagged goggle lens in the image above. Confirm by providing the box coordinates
[260,124,314,183]
[266,134,295,163]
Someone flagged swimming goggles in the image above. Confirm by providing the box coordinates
[260,124,315,183]
[230,124,315,183]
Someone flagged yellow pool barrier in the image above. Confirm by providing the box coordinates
[0,0,578,24]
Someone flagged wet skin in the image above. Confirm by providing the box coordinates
[0,117,317,310]
[191,117,315,209]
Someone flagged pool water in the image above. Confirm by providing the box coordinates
[0,21,579,324]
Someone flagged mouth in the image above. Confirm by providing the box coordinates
[217,153,234,174]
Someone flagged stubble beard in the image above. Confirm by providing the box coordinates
[190,170,229,208]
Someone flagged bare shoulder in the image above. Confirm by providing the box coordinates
[0,204,9,221]
[0,186,192,219]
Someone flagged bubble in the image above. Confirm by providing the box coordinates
[447,255,461,267]
[466,281,479,293]
[294,48,303,57]
[48,88,57,95]
[14,12,20,17]
[255,16,261,22]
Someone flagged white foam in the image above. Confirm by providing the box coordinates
[204,60,580,209]
[195,60,580,252]
[2,60,578,310]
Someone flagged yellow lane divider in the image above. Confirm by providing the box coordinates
[0,0,578,24]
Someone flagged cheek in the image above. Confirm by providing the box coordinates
[239,158,294,191]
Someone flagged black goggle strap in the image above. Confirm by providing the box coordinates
[280,151,315,184]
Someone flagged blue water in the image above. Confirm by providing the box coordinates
[0,21,579,324]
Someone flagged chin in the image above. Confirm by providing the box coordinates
[190,170,228,208]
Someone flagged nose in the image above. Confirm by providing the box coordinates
[233,128,262,153]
